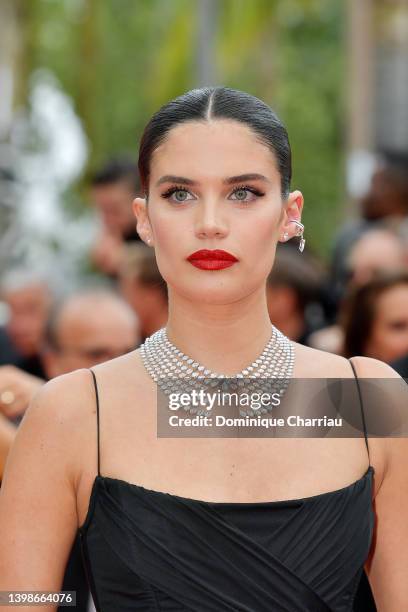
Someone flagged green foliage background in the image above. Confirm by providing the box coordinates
[14,0,346,258]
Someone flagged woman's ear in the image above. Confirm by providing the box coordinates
[133,197,153,246]
[279,190,304,243]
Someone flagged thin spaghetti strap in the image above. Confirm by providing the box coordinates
[348,358,371,468]
[89,369,101,477]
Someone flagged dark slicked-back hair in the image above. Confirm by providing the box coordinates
[138,87,291,199]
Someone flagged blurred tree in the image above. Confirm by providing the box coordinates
[275,0,345,257]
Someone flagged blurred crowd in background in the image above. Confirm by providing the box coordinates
[1,1,408,610]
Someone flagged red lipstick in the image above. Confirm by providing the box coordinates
[187,249,238,270]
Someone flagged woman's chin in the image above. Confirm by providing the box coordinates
[172,281,259,306]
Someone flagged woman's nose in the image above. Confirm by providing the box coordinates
[194,200,228,240]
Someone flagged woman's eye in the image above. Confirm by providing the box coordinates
[173,189,190,202]
[229,187,262,202]
[163,188,194,203]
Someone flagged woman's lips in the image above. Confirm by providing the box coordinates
[187,249,238,270]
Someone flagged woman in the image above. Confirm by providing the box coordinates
[0,87,407,611]
[341,270,408,363]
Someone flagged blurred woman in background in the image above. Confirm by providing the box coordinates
[340,271,408,363]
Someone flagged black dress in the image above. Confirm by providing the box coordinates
[80,363,376,611]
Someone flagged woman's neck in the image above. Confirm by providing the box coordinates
[165,288,274,376]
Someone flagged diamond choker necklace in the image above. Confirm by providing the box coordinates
[140,325,294,417]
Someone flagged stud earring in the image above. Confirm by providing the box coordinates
[288,220,306,252]
[283,232,289,241]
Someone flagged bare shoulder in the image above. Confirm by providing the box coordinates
[25,367,97,433]
[347,358,408,482]
[90,347,148,385]
[344,355,403,378]
[28,348,148,434]
[293,342,404,379]
[13,368,97,486]
[292,342,353,377]
[63,350,150,487]
[87,348,152,410]
[343,356,407,467]
[292,345,408,477]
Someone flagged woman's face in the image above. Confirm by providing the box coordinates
[134,119,302,305]
[365,283,408,362]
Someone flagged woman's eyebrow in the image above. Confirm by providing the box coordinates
[224,173,270,184]
[156,173,270,187]
[156,175,196,186]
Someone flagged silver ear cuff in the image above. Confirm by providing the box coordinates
[286,220,305,252]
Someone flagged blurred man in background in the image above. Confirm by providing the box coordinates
[0,269,53,379]
[0,288,140,422]
[266,245,327,345]
[42,287,140,377]
[345,228,408,288]
[90,157,142,277]
[329,153,408,318]
[119,243,168,341]
[360,153,408,222]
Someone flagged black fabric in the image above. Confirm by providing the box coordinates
[353,571,377,611]
[80,366,376,611]
[58,533,89,612]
